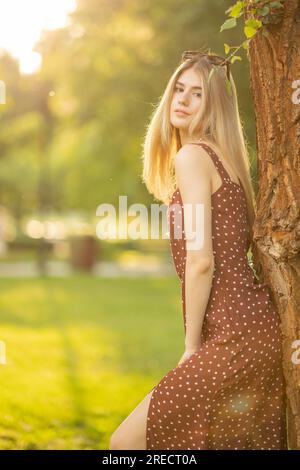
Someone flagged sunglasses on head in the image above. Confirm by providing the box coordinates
[181,50,231,81]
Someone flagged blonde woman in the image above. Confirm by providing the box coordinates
[109,50,288,450]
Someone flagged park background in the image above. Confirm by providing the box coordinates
[0,0,260,449]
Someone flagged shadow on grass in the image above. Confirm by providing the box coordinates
[0,274,183,449]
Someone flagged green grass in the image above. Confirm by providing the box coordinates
[0,274,183,449]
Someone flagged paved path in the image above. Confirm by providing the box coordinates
[0,260,174,278]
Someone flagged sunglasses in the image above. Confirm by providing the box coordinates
[181,50,231,81]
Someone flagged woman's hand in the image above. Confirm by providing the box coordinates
[177,349,199,367]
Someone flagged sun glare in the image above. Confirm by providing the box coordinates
[0,0,77,74]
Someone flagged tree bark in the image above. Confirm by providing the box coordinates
[247,0,300,450]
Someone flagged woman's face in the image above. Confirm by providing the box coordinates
[170,67,203,131]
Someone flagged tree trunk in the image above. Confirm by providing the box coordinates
[247,0,300,450]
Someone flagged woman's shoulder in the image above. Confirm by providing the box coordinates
[174,142,214,183]
[174,141,217,175]
[175,141,213,164]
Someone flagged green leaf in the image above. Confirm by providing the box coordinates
[245,18,262,28]
[242,39,249,49]
[220,18,237,32]
[225,2,238,14]
[229,1,245,18]
[258,6,270,16]
[244,26,258,38]
[226,78,232,96]
[224,43,231,54]
[270,1,284,8]
[230,55,242,63]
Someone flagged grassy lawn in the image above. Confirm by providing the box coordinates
[0,274,183,449]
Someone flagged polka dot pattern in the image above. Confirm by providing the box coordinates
[145,142,288,450]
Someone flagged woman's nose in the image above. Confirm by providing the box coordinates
[179,94,189,104]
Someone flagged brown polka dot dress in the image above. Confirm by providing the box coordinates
[146,142,288,450]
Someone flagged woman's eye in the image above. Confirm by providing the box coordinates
[175,87,201,97]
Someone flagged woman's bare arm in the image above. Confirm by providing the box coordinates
[174,144,215,352]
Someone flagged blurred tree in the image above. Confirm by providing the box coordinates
[34,0,255,211]
[0,0,258,267]
[0,52,54,273]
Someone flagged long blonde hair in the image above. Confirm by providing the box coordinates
[141,51,257,250]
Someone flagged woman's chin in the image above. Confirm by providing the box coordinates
[171,119,188,130]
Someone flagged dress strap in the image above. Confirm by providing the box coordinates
[189,142,234,185]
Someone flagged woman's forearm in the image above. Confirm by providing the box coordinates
[184,256,215,352]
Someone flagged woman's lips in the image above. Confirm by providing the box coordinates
[175,110,189,116]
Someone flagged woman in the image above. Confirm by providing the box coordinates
[109,49,288,450]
